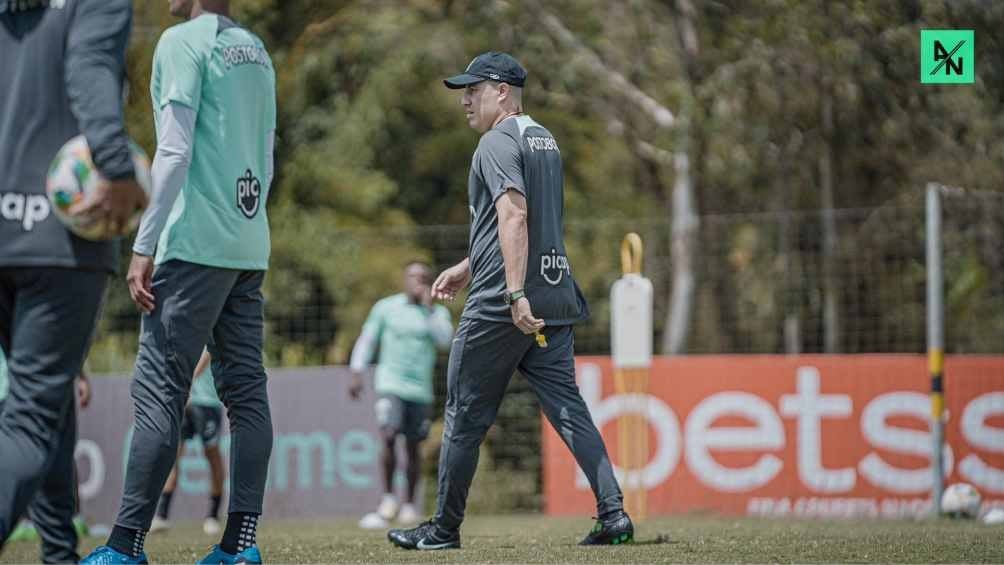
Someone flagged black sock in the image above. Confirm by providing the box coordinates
[208,495,222,519]
[220,512,259,554]
[157,491,174,519]
[108,525,146,558]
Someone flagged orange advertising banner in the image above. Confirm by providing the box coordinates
[543,355,1004,518]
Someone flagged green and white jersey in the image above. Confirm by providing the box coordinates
[150,14,276,270]
[351,293,453,404]
[190,366,223,408]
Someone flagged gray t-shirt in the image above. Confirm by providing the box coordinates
[0,0,134,273]
[463,114,589,325]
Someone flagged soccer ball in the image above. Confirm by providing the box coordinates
[941,482,982,519]
[46,135,152,241]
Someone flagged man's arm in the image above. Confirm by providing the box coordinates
[126,103,194,312]
[427,307,454,349]
[65,0,134,181]
[349,331,378,374]
[266,130,275,189]
[133,103,195,256]
[347,334,373,400]
[77,371,91,410]
[496,190,529,294]
[349,302,385,373]
[63,0,148,233]
[347,303,385,400]
[479,130,532,297]
[496,190,544,334]
[431,258,471,302]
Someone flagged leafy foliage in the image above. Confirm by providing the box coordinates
[88,0,1004,372]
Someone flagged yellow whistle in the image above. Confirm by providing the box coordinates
[535,332,548,348]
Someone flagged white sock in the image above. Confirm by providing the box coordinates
[237,514,258,552]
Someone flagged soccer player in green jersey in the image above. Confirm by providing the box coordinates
[82,1,276,563]
[349,262,453,529]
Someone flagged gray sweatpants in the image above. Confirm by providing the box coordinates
[433,318,623,531]
[0,267,108,560]
[0,396,78,564]
[114,260,272,531]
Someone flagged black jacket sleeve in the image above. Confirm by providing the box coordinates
[64,0,135,180]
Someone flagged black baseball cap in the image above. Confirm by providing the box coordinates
[444,51,527,89]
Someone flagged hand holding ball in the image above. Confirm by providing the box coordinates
[47,135,151,241]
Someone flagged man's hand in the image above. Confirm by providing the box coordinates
[511,297,544,335]
[126,253,156,314]
[349,372,364,401]
[432,260,471,302]
[68,177,148,237]
[77,374,91,410]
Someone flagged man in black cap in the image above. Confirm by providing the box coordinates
[387,51,633,550]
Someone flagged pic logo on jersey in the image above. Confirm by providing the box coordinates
[236,169,262,219]
[540,247,571,286]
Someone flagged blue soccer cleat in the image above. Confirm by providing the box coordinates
[80,545,149,564]
[196,544,263,564]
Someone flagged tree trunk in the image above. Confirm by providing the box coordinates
[819,81,840,353]
[525,2,675,128]
[526,0,700,354]
[663,150,699,354]
[778,100,804,354]
[661,0,701,355]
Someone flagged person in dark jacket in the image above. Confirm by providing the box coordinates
[0,0,147,559]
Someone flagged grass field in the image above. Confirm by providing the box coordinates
[2,514,1001,563]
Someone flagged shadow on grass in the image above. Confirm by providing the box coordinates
[492,535,674,550]
[633,533,676,546]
